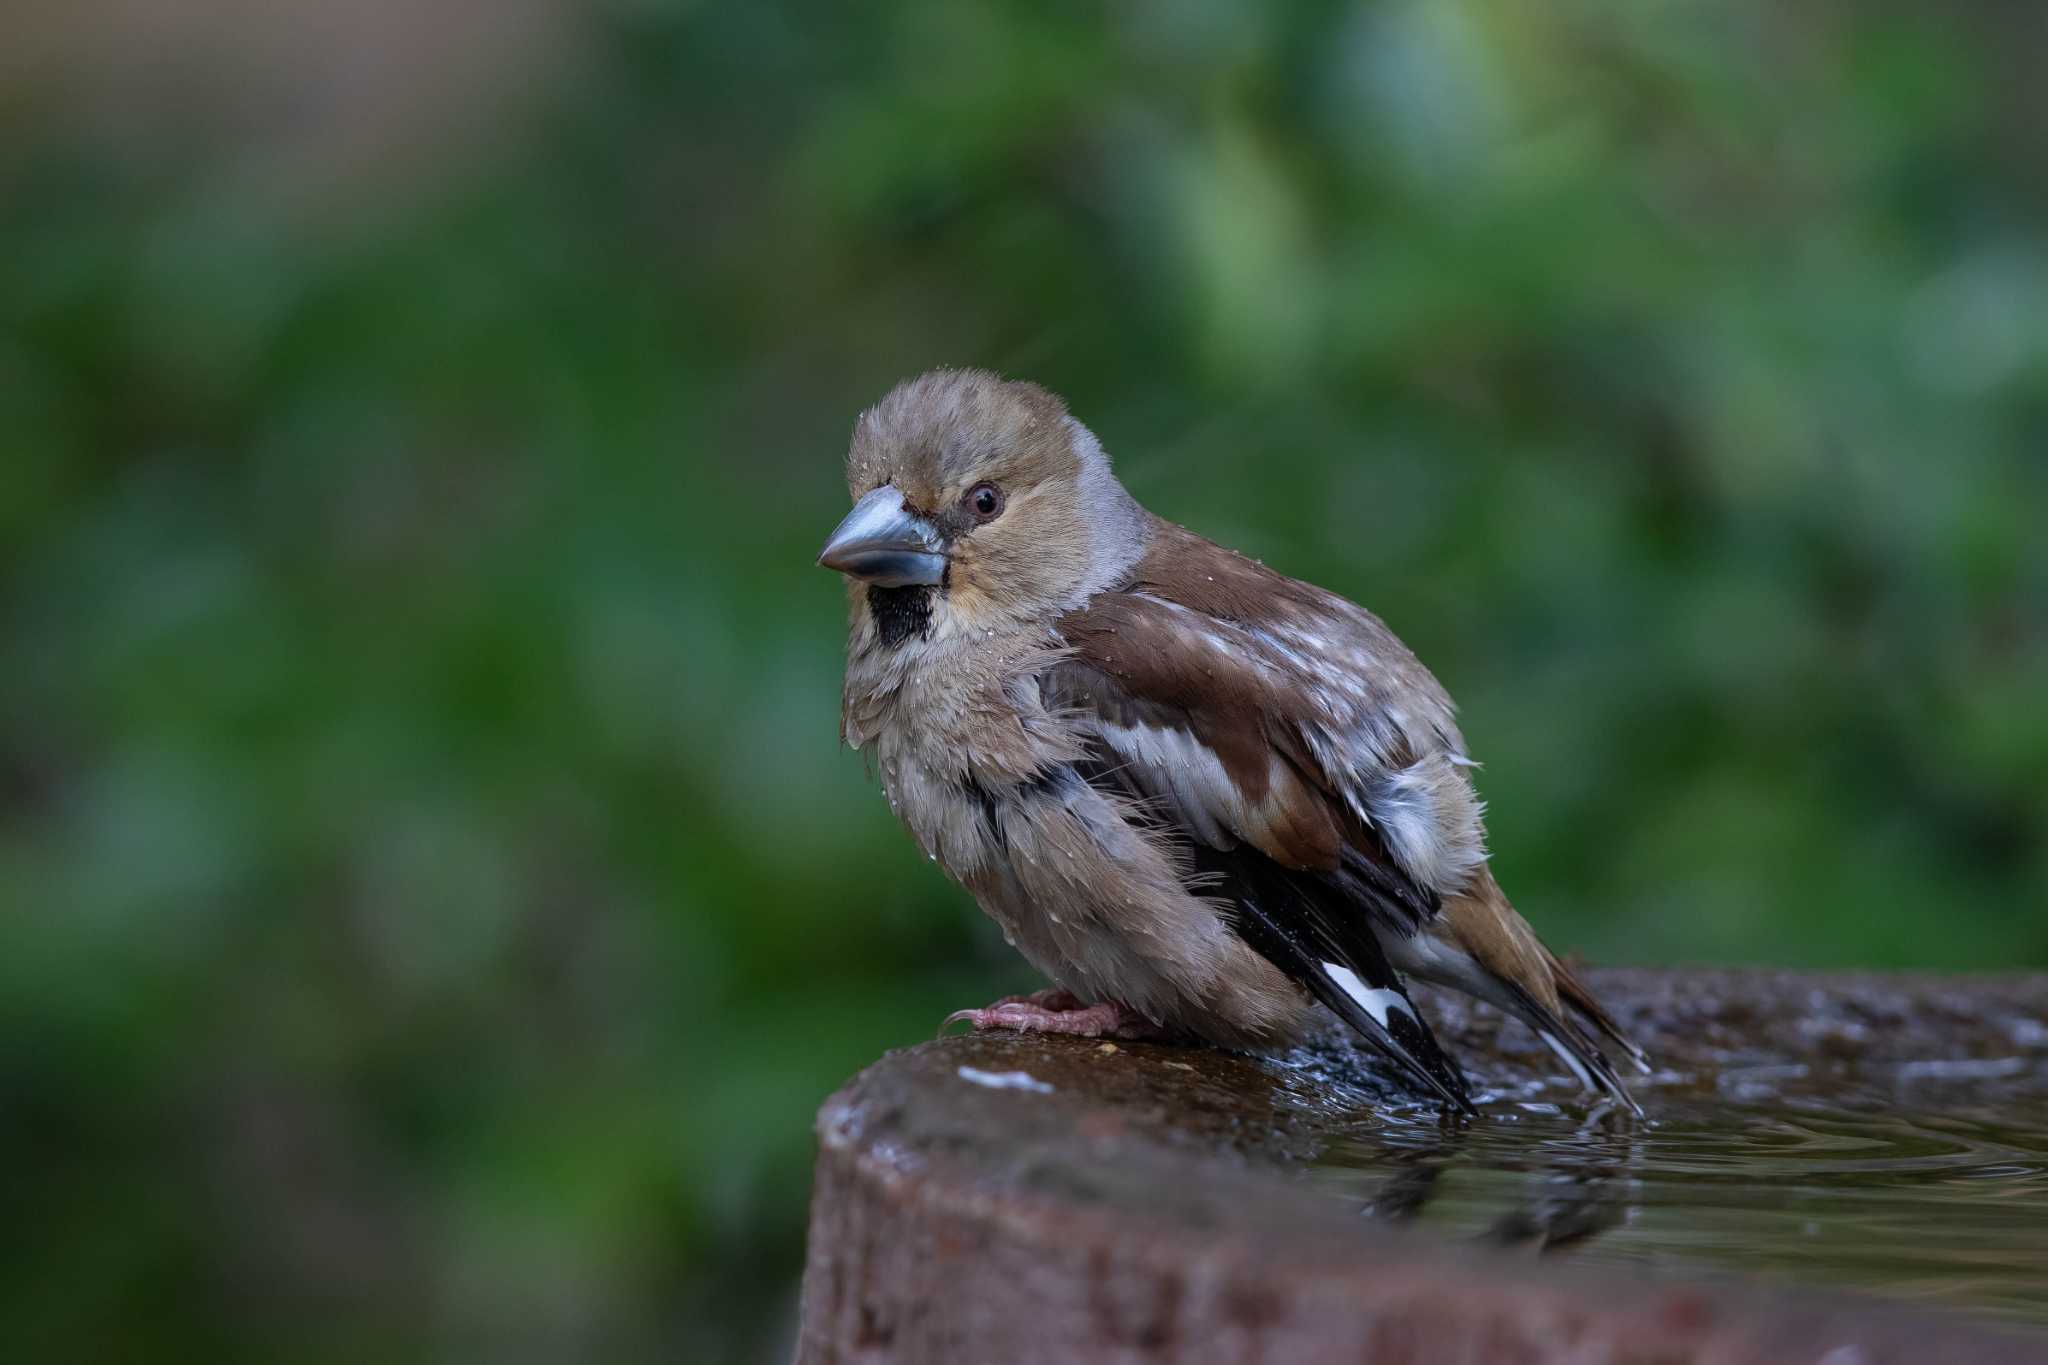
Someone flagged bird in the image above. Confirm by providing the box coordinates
[818,369,1649,1114]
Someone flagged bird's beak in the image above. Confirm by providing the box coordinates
[817,485,947,588]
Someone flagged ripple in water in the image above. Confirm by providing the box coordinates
[1303,1071,2048,1330]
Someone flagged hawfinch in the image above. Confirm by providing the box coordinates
[819,370,1648,1114]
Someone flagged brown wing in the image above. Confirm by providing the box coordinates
[1043,594,1436,932]
[1118,523,1489,894]
[1046,580,1471,1110]
[1056,524,1645,1112]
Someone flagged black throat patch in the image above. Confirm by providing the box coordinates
[867,585,933,648]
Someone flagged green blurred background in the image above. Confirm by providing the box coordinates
[4,1,2045,1359]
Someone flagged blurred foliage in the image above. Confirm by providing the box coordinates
[3,0,2045,1360]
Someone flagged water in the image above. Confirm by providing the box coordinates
[921,970,2048,1336]
[1299,1060,2048,1331]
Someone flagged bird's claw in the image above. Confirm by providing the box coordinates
[939,992,1160,1040]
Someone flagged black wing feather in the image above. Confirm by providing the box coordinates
[1189,842,1473,1113]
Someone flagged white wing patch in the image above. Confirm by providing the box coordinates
[1097,718,1317,860]
[1323,961,1410,1029]
[1098,720,1243,848]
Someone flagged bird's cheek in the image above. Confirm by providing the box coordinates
[942,538,983,586]
[935,548,1014,627]
[938,555,989,614]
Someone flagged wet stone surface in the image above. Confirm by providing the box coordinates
[799,969,2048,1363]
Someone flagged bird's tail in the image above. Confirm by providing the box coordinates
[1544,948,1652,1075]
[1435,876,1648,1115]
[1499,979,1644,1117]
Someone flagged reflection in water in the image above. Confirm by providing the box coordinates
[1333,1103,1637,1254]
[1296,1069,2048,1331]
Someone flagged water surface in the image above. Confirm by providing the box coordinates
[1297,1052,2048,1329]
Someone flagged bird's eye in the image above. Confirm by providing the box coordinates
[964,482,1005,522]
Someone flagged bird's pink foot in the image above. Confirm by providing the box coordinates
[942,988,1164,1040]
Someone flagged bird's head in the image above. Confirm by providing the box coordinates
[819,370,1150,636]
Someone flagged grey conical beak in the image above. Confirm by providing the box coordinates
[817,485,947,588]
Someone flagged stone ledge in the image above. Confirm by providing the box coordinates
[797,970,2047,1364]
